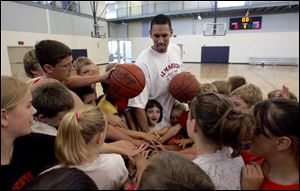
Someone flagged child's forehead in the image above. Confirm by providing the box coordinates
[147,106,161,110]
[172,108,184,113]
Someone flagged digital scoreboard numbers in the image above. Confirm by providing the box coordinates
[229,16,262,30]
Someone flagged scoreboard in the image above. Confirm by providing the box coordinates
[229,16,262,30]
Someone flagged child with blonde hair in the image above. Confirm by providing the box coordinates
[1,76,57,190]
[51,105,129,189]
[23,49,45,84]
[199,83,218,94]
[230,83,263,113]
[72,56,99,90]
[73,56,99,76]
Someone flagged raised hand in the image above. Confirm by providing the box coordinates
[241,163,264,190]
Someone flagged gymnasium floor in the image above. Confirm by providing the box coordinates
[96,63,299,100]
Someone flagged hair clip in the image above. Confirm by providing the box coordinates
[75,112,81,122]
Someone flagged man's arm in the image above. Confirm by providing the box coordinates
[133,107,149,132]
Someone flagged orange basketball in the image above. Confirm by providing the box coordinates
[169,72,200,102]
[109,64,145,99]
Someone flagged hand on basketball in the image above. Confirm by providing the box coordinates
[100,66,116,82]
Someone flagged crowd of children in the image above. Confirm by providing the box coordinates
[3,67,298,190]
[1,14,299,190]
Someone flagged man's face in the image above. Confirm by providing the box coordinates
[150,24,173,53]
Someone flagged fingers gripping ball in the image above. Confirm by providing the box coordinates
[169,72,200,102]
[109,64,146,99]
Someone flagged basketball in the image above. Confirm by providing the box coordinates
[169,72,200,102]
[109,64,145,99]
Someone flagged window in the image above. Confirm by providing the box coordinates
[32,1,53,5]
[218,1,245,8]
[105,2,117,19]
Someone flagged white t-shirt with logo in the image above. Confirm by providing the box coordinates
[128,43,183,128]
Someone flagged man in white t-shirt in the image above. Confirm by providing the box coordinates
[128,14,183,132]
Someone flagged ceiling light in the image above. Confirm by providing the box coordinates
[197,15,202,20]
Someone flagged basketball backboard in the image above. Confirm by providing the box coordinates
[203,23,227,36]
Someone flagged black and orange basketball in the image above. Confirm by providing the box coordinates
[109,64,145,99]
[169,72,200,102]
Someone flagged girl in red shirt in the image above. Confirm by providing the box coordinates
[241,99,299,190]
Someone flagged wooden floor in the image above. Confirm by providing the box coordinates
[96,63,299,100]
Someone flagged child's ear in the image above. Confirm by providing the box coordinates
[190,118,197,133]
[43,64,53,74]
[37,114,48,123]
[96,132,106,145]
[1,109,9,127]
[275,136,292,151]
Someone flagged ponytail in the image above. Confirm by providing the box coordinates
[218,109,254,157]
[55,105,107,166]
[191,92,254,157]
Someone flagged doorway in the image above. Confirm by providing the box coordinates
[108,40,132,63]
[7,46,33,82]
[201,46,230,63]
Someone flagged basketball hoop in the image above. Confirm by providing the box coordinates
[204,23,226,36]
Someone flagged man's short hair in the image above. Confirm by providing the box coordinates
[35,40,72,70]
[138,151,215,190]
[32,82,74,118]
[150,14,172,30]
